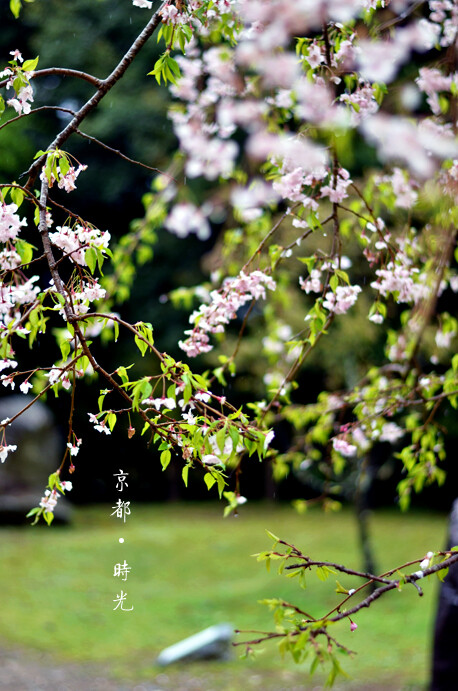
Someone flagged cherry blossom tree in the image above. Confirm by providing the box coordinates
[1,0,457,683]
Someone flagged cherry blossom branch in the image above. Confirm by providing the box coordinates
[326,553,458,625]
[75,129,172,178]
[77,312,165,363]
[241,207,299,274]
[349,182,397,261]
[46,196,86,221]
[24,1,167,188]
[0,68,101,89]
[0,356,81,430]
[58,342,78,473]
[37,177,74,319]
[20,2,172,475]
[30,67,102,88]
[0,249,46,276]
[284,559,393,585]
[378,1,426,31]
[0,106,76,133]
[69,320,166,441]
[261,313,335,419]
[234,542,458,652]
[207,298,257,386]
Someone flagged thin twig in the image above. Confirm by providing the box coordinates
[75,129,173,178]
[0,106,76,134]
[24,2,167,188]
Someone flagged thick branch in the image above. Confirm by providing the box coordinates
[0,68,101,90]
[37,177,75,320]
[30,67,102,88]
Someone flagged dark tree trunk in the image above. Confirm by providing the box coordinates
[431,499,458,691]
[354,455,378,590]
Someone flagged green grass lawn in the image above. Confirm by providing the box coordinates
[0,502,449,689]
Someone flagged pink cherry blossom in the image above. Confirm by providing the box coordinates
[9,49,23,63]
[180,270,276,356]
[333,437,357,457]
[0,203,27,242]
[362,114,458,178]
[323,285,361,315]
[320,168,352,204]
[299,270,322,294]
[379,422,405,443]
[416,67,452,116]
[49,224,110,266]
[0,444,17,463]
[57,164,88,193]
[7,84,34,115]
[164,203,211,241]
[142,397,176,410]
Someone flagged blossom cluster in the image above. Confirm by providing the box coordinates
[0,50,35,115]
[39,480,72,514]
[371,262,430,305]
[179,270,276,356]
[0,203,27,243]
[323,285,362,315]
[0,276,40,335]
[164,202,211,240]
[49,224,110,266]
[40,162,88,193]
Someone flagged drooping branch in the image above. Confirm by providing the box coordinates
[234,548,458,651]
[0,106,76,133]
[75,129,171,177]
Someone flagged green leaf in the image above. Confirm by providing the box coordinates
[204,472,216,491]
[58,155,70,177]
[59,339,71,362]
[107,412,117,431]
[15,239,34,265]
[10,0,22,18]
[160,449,171,471]
[265,530,280,542]
[85,248,97,274]
[437,567,449,582]
[22,56,39,72]
[48,472,59,489]
[316,566,330,581]
[134,334,148,357]
[329,274,338,292]
[216,426,227,453]
[116,366,130,385]
[216,472,226,498]
[335,580,349,595]
[166,56,181,78]
[182,464,189,487]
[43,510,54,526]
[10,186,24,208]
